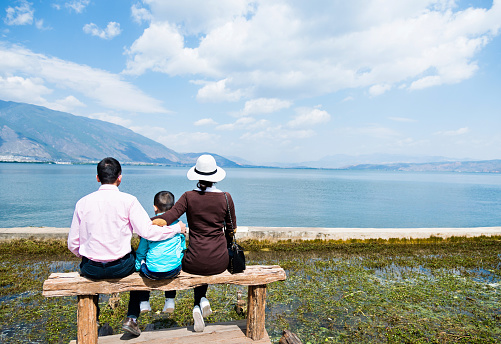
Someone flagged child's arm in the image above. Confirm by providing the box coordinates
[135,238,149,271]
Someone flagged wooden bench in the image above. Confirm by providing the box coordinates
[42,265,286,344]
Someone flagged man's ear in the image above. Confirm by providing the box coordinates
[116,174,122,186]
[153,205,159,213]
[96,175,100,183]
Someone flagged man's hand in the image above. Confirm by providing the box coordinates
[178,221,187,234]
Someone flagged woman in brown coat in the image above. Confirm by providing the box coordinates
[154,154,237,332]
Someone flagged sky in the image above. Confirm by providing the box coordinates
[1,0,500,164]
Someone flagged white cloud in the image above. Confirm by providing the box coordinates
[341,125,402,139]
[194,118,217,126]
[240,98,292,116]
[128,126,223,154]
[124,21,214,77]
[388,117,417,123]
[4,0,34,26]
[159,131,221,152]
[216,117,268,131]
[44,95,86,112]
[0,42,168,114]
[65,0,90,13]
[241,126,315,142]
[141,0,254,35]
[55,95,85,109]
[0,75,51,103]
[369,84,391,96]
[434,127,470,136]
[35,19,49,30]
[0,76,87,113]
[83,22,122,40]
[288,108,330,128]
[124,0,501,100]
[195,79,243,102]
[131,4,153,24]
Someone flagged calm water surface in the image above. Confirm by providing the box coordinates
[1,163,501,228]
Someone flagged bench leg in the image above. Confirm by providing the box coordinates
[246,284,267,340]
[77,295,98,344]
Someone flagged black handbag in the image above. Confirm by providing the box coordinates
[228,240,246,274]
[223,192,246,274]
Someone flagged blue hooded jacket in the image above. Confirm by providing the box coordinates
[135,219,186,272]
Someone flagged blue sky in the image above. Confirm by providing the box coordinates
[1,0,500,164]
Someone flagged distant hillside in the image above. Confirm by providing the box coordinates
[296,153,465,169]
[344,160,501,173]
[0,100,236,166]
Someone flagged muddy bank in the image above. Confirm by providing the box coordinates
[1,226,500,242]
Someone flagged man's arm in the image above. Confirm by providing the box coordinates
[67,208,81,257]
[129,198,186,241]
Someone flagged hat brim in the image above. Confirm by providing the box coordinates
[187,166,226,182]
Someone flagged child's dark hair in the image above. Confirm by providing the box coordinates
[154,191,175,213]
[197,180,214,193]
[97,157,121,184]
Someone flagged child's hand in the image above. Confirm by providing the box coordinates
[152,218,167,226]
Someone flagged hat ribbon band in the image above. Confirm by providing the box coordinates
[194,168,217,176]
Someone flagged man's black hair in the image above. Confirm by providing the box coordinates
[154,191,175,213]
[97,157,122,184]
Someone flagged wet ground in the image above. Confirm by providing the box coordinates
[1,237,500,343]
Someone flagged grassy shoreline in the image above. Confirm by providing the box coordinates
[1,236,500,343]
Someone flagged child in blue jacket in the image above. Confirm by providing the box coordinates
[123,191,185,335]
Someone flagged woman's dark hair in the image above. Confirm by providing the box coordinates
[197,180,214,193]
[97,157,122,184]
[154,191,175,212]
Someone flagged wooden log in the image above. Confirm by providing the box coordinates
[43,265,286,297]
[246,284,267,340]
[279,329,303,344]
[235,289,246,315]
[77,294,98,344]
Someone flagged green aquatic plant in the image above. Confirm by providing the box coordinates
[0,236,500,343]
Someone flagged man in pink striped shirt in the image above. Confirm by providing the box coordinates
[68,157,186,280]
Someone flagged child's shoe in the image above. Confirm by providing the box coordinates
[193,305,205,332]
[162,298,175,313]
[139,301,151,313]
[199,297,212,317]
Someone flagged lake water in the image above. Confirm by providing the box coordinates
[1,163,501,229]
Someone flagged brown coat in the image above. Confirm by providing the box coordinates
[154,190,236,276]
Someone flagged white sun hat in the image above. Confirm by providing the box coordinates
[187,154,226,182]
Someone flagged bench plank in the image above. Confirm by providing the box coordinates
[43,265,286,297]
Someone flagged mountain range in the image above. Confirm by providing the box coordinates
[0,100,239,167]
[1,99,499,172]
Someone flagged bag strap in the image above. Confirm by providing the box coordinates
[223,192,236,243]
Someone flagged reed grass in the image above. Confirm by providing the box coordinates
[0,236,499,343]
